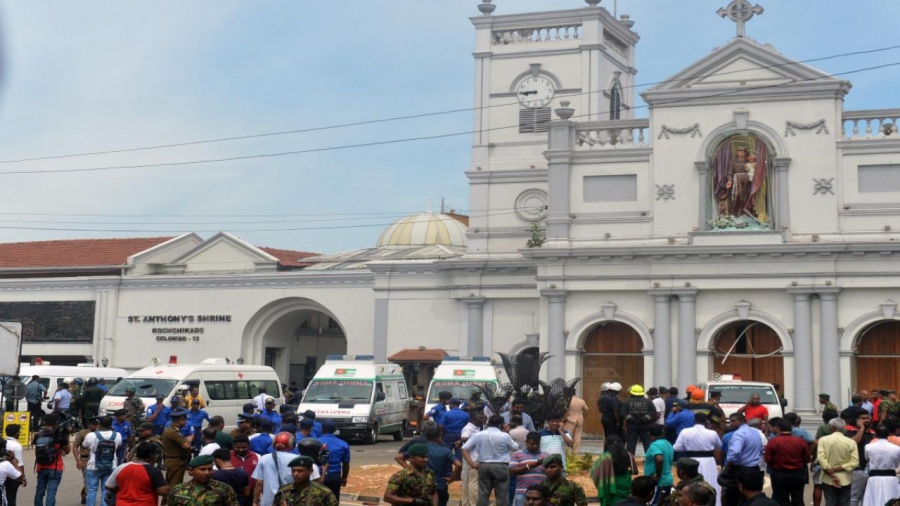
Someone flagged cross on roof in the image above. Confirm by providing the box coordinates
[717,0,764,38]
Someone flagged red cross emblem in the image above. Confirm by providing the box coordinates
[237,372,244,379]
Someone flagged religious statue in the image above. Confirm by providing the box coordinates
[710,134,770,229]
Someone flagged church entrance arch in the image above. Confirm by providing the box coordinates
[243,298,347,391]
[854,321,900,390]
[712,321,784,390]
[581,322,644,434]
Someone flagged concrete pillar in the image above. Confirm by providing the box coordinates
[819,288,842,406]
[790,289,815,414]
[373,299,389,363]
[651,292,673,387]
[545,116,575,244]
[675,289,698,392]
[774,157,792,230]
[464,298,486,356]
[694,161,710,230]
[544,289,568,380]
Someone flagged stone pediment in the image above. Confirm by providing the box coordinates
[164,232,280,274]
[642,37,851,106]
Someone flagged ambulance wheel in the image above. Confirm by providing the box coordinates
[365,424,378,444]
[393,427,404,441]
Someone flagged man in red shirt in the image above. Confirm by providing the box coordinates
[764,419,811,506]
[106,442,170,506]
[230,434,260,494]
[738,395,769,430]
[33,413,71,506]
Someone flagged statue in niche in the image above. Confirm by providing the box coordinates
[710,134,771,230]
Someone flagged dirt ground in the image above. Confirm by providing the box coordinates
[344,464,600,500]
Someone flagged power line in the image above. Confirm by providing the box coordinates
[1,43,898,165]
[0,59,895,177]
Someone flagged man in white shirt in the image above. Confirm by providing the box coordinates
[0,442,22,505]
[251,432,320,506]
[4,425,25,506]
[862,424,900,506]
[673,412,723,505]
[252,387,270,413]
[462,415,519,506]
[648,388,666,426]
[81,416,123,506]
[460,411,483,506]
[198,428,221,458]
[53,383,73,415]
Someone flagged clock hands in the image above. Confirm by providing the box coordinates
[519,90,538,96]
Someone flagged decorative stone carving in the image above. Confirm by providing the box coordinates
[601,303,617,320]
[515,189,549,222]
[717,0,764,38]
[735,300,752,320]
[658,123,702,140]
[477,0,496,15]
[785,119,828,137]
[656,184,675,201]
[812,178,834,195]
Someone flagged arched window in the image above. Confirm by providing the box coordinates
[609,81,622,120]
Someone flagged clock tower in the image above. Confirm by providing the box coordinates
[466,0,639,256]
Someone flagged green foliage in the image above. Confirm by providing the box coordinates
[565,451,596,474]
[526,222,545,248]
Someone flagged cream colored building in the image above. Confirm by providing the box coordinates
[3,0,900,432]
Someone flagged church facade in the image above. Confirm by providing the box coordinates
[3,1,900,432]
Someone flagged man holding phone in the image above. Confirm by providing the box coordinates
[509,432,548,506]
[843,410,875,506]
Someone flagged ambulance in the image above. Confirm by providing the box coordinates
[298,355,408,444]
[698,373,787,419]
[15,362,129,412]
[424,356,500,415]
[99,356,282,430]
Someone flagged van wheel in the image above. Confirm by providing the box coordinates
[392,427,404,441]
[365,425,378,444]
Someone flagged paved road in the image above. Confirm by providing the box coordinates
[17,437,405,506]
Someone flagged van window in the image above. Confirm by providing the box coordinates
[206,380,279,401]
[428,381,496,403]
[714,384,778,404]
[398,382,408,400]
[108,378,178,398]
[304,380,373,403]
[375,383,385,401]
[384,384,393,400]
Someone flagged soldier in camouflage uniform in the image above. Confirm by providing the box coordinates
[663,458,717,506]
[128,422,164,468]
[383,444,437,506]
[167,454,239,506]
[73,417,99,505]
[879,390,899,423]
[273,456,338,506]
[124,385,146,425]
[541,454,588,506]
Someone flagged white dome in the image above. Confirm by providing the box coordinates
[376,213,468,247]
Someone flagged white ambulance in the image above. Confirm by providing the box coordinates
[424,356,500,415]
[698,374,787,419]
[298,355,408,444]
[14,362,129,412]
[99,356,282,429]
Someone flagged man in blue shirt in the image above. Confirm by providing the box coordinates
[187,399,211,452]
[666,404,696,441]
[257,398,282,433]
[250,419,274,455]
[145,394,171,435]
[441,399,470,455]
[111,409,133,464]
[723,413,764,506]
[318,419,351,500]
[501,400,536,432]
[302,410,323,438]
[401,426,459,506]
[426,391,453,425]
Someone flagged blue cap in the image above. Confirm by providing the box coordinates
[299,419,313,429]
[321,419,336,432]
[170,408,188,418]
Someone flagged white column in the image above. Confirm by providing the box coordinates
[544,289,568,380]
[819,288,842,406]
[464,298,486,356]
[373,299,389,363]
[675,289,698,392]
[694,162,710,230]
[651,292,673,386]
[774,157,792,230]
[789,289,815,414]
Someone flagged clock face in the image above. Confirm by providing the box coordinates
[517,76,556,108]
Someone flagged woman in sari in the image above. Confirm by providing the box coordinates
[590,435,637,506]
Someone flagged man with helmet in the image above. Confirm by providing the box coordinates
[124,385,146,425]
[81,379,105,426]
[70,378,85,424]
[599,382,623,445]
[252,432,321,506]
[621,384,659,455]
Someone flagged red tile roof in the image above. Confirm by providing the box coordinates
[388,348,448,363]
[0,237,174,269]
[258,247,319,267]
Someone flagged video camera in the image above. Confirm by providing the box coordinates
[55,416,78,438]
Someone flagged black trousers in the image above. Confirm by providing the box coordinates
[323,474,342,502]
[601,420,622,446]
[771,469,807,506]
[5,477,20,506]
[625,427,652,456]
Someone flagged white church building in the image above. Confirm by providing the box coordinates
[3,0,900,433]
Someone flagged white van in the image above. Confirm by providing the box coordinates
[99,357,282,430]
[14,364,129,412]
[298,355,408,444]
[424,356,500,415]
[698,376,787,419]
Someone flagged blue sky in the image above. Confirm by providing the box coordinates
[0,1,897,254]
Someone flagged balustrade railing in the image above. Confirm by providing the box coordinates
[575,119,650,149]
[842,109,900,140]
[493,24,582,45]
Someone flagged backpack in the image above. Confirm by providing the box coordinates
[94,431,117,471]
[34,430,58,466]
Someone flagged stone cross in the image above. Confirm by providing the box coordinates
[717,0,764,38]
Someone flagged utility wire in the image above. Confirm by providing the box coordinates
[0,43,898,165]
[0,59,895,177]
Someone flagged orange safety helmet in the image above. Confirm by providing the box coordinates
[272,432,295,451]
[691,388,705,400]
[686,384,697,394]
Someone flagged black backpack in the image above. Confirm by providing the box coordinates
[34,430,57,466]
[94,431,117,471]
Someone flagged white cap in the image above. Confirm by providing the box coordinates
[601,382,611,391]
[609,382,623,392]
